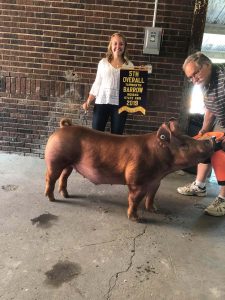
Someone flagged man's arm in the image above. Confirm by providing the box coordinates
[199,108,216,134]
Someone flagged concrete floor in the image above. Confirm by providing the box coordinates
[0,152,225,300]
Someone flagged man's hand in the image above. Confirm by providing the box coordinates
[198,129,207,136]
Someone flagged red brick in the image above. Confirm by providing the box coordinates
[0,0,197,156]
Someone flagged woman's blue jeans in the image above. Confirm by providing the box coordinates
[92,104,127,135]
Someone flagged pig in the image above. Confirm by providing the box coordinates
[45,118,215,221]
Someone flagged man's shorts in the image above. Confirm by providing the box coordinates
[201,122,224,164]
[210,123,225,185]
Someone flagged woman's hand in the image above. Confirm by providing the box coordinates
[82,95,95,111]
[82,100,90,111]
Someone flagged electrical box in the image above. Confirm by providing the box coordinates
[143,27,163,55]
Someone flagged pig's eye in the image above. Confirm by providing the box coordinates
[160,134,166,140]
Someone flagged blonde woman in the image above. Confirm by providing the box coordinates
[82,32,133,134]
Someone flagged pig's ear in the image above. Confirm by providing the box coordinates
[168,118,181,135]
[157,123,171,147]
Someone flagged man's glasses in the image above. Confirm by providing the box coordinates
[187,65,203,82]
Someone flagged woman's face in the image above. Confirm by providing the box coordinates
[111,35,125,57]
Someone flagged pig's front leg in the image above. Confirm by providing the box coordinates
[144,182,160,212]
[127,185,146,222]
[144,195,158,212]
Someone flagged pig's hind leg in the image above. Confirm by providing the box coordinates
[58,166,73,198]
[45,164,67,201]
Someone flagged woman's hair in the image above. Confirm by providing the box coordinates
[106,32,129,64]
[183,52,212,70]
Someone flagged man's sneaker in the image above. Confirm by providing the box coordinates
[205,197,225,216]
[177,181,206,196]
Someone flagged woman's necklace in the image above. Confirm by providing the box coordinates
[111,59,124,69]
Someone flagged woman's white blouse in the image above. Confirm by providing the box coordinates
[90,58,134,105]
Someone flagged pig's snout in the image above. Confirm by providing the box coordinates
[213,138,225,152]
[211,136,216,142]
[199,136,215,153]
[205,135,216,148]
[209,135,225,152]
[211,136,216,150]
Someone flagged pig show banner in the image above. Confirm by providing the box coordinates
[118,68,148,115]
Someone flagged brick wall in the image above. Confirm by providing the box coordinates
[0,0,196,157]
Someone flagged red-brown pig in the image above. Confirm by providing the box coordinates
[45,118,215,221]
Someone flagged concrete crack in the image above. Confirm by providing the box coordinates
[81,239,117,248]
[105,226,147,300]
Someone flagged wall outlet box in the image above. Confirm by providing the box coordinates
[143,27,163,55]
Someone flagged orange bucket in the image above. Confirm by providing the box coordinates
[194,132,225,186]
[193,131,224,142]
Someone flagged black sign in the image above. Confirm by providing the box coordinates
[118,68,148,115]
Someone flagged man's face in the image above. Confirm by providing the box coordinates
[184,61,211,86]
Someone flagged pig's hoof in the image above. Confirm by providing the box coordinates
[128,214,140,222]
[60,189,69,198]
[147,207,158,213]
[49,197,56,202]
[45,192,55,202]
[146,204,158,213]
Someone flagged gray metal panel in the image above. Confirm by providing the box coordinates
[206,0,225,25]
[202,0,225,59]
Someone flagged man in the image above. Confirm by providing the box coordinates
[177,52,225,216]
